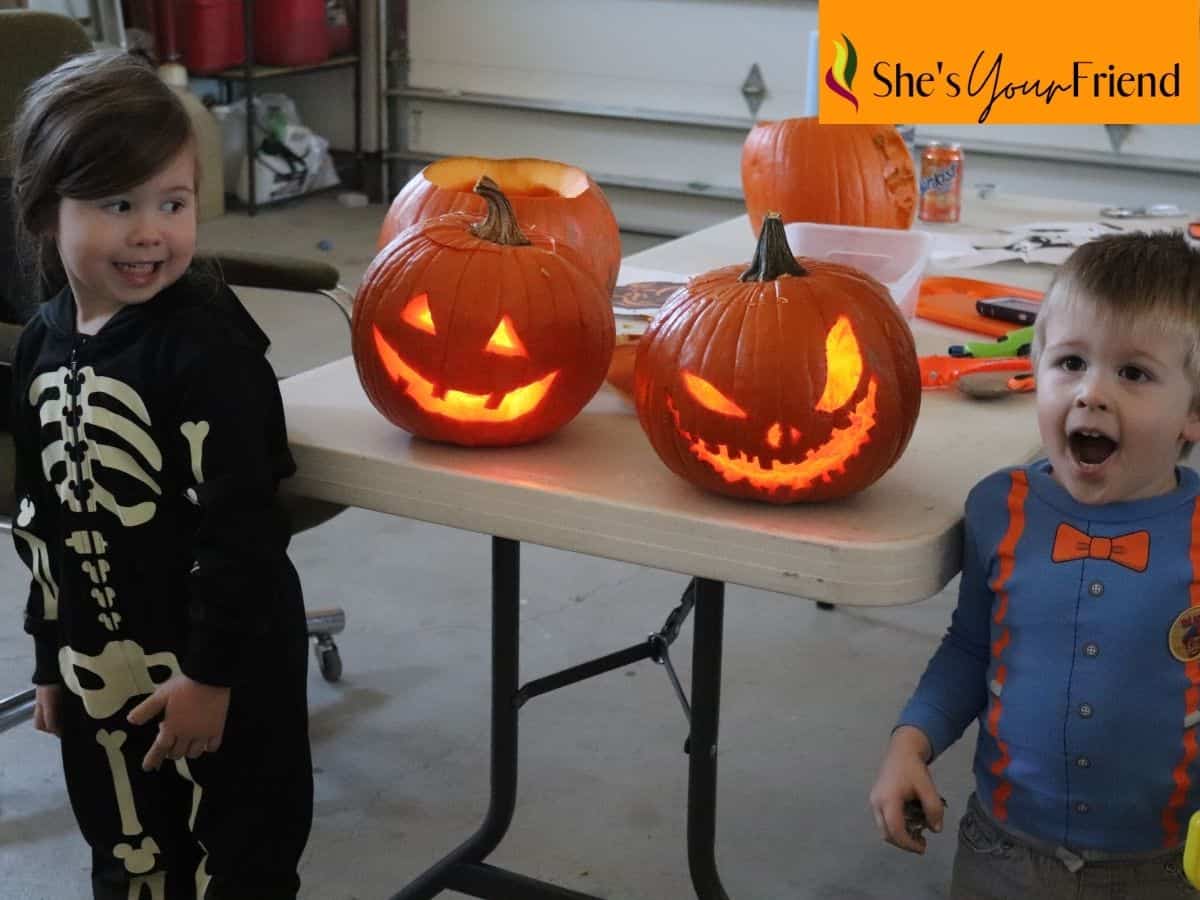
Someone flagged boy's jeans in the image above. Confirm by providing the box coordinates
[951,792,1197,899]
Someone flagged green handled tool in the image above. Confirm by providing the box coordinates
[948,325,1035,359]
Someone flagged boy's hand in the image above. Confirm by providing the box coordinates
[33,684,62,737]
[127,674,230,771]
[868,725,945,854]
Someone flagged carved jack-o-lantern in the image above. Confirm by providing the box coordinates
[352,177,615,447]
[634,214,921,502]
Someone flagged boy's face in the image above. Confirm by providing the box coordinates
[54,147,197,326]
[1036,299,1200,505]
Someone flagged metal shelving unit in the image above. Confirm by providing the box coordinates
[206,0,364,214]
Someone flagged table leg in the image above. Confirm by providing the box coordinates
[687,578,732,900]
[390,536,520,900]
[392,537,605,900]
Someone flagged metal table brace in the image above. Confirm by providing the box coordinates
[391,536,730,900]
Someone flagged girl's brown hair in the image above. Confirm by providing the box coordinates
[9,49,196,299]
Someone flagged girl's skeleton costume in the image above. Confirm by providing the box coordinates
[13,272,312,900]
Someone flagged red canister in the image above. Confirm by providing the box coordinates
[254,0,330,67]
[180,0,246,74]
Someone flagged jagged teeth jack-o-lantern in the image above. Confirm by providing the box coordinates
[634,214,921,503]
[352,177,615,447]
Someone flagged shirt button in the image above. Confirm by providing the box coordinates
[1079,703,1094,718]
[1088,581,1104,597]
[1083,642,1100,657]
[1076,756,1091,768]
[1076,802,1091,814]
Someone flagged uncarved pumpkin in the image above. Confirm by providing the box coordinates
[354,177,615,447]
[378,156,621,295]
[741,118,917,234]
[634,214,921,503]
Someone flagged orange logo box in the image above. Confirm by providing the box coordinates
[818,0,1200,125]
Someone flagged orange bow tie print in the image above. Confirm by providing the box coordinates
[1051,523,1149,572]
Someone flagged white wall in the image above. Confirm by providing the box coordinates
[396,0,1200,233]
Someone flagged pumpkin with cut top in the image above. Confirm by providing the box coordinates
[634,214,921,502]
[353,177,615,446]
[378,156,621,295]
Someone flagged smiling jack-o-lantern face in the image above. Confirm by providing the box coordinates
[353,178,615,447]
[635,215,920,503]
[372,293,560,425]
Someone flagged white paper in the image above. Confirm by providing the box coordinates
[931,221,1130,268]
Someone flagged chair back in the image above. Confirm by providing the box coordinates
[0,11,93,180]
[0,11,93,329]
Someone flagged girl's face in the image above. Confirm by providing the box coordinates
[54,146,197,330]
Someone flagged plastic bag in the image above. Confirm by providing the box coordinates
[210,93,339,205]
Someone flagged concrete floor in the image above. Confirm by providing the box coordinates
[0,193,976,899]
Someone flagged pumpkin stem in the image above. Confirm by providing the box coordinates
[471,175,532,246]
[739,213,806,282]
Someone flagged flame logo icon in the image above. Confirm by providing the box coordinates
[825,33,859,111]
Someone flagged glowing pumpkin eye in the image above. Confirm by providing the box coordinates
[485,315,529,358]
[402,293,436,334]
[815,316,863,413]
[682,371,747,418]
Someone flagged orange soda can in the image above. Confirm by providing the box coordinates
[919,142,964,223]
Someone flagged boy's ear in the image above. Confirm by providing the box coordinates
[1184,404,1200,445]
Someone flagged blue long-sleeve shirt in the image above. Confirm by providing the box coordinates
[899,460,1200,853]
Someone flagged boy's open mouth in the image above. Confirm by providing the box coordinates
[1069,429,1118,466]
[114,261,162,274]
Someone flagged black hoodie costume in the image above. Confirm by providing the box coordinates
[12,272,312,900]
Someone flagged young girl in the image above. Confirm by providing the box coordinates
[9,50,313,899]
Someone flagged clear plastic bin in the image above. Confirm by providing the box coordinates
[783,222,933,319]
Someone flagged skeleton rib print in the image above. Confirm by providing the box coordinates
[30,364,162,527]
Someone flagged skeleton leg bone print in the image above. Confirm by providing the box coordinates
[127,871,166,900]
[95,728,144,837]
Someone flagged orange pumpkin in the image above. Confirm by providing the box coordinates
[634,214,921,503]
[378,156,621,295]
[741,117,917,234]
[353,177,615,446]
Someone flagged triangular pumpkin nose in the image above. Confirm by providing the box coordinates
[486,315,528,357]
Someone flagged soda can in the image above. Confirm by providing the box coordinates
[919,142,964,223]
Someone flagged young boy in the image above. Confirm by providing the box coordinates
[870,231,1200,898]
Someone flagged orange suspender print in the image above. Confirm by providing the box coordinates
[986,469,1029,822]
[1161,498,1200,847]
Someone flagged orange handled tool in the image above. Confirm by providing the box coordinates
[919,355,1032,390]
